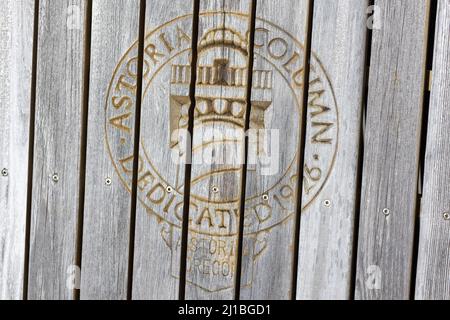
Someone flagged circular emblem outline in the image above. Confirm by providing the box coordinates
[104,12,340,237]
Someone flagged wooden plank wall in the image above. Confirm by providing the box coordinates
[1,0,449,300]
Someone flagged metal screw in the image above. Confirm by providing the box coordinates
[52,173,59,183]
[443,212,450,220]
[262,194,269,201]
[1,168,8,177]
[212,186,219,193]
[166,186,173,193]
[323,199,331,207]
[105,177,112,186]
[382,208,390,216]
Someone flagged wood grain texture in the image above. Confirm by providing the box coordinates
[0,0,35,300]
[28,0,87,300]
[296,0,368,300]
[185,0,253,300]
[355,0,430,300]
[415,0,450,300]
[80,0,140,300]
[131,0,194,299]
[240,0,309,300]
[2,0,447,302]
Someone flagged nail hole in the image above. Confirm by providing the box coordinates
[382,208,390,216]
[105,178,112,186]
[262,194,269,201]
[166,186,173,193]
[443,212,450,220]
[52,174,59,183]
[212,186,219,193]
[323,200,331,207]
[1,168,8,177]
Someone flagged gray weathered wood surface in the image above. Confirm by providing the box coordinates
[0,0,35,300]
[80,0,140,300]
[2,0,450,301]
[131,0,194,300]
[185,0,252,300]
[28,0,87,300]
[355,0,430,300]
[296,0,368,300]
[240,0,309,300]
[415,0,450,300]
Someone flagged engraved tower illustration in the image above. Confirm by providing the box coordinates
[169,27,273,205]
[167,27,274,292]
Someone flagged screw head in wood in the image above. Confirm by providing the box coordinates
[1,168,8,177]
[323,199,331,207]
[443,212,450,221]
[262,194,269,201]
[212,186,219,193]
[52,173,59,183]
[382,208,390,216]
[105,178,112,186]
[166,186,173,193]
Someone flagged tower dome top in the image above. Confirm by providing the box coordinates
[198,27,248,55]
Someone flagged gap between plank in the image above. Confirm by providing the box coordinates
[74,0,93,301]
[234,0,258,300]
[350,0,374,300]
[290,0,315,300]
[178,0,201,301]
[409,0,437,300]
[23,0,40,301]
[127,0,147,300]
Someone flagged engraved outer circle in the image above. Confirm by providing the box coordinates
[105,13,339,237]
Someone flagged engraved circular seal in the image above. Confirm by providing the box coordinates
[105,13,338,238]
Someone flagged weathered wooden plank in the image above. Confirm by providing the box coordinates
[296,0,368,300]
[183,0,253,300]
[355,0,430,300]
[80,0,140,300]
[131,0,194,299]
[239,0,310,300]
[28,0,87,300]
[415,0,450,300]
[0,0,35,300]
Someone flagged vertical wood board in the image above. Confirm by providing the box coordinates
[415,0,450,300]
[240,0,309,300]
[0,0,35,300]
[28,0,87,300]
[80,0,140,300]
[185,0,252,300]
[355,0,430,300]
[296,0,368,300]
[131,0,194,300]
